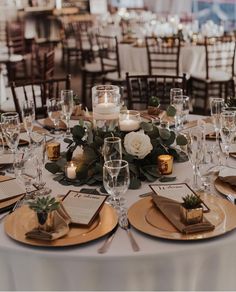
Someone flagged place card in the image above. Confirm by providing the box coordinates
[62,190,108,226]
[150,183,210,212]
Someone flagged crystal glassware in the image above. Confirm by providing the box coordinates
[172,95,183,131]
[22,100,35,145]
[61,89,74,137]
[210,97,225,143]
[1,112,20,172]
[103,137,122,162]
[14,149,38,203]
[186,128,205,190]
[47,98,63,135]
[103,160,130,212]
[220,111,236,166]
[170,88,183,104]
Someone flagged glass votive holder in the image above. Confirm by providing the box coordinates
[157,154,173,175]
[46,141,60,161]
[92,85,120,132]
[119,110,141,132]
[65,161,77,180]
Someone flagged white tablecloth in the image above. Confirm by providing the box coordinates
[1,119,236,290]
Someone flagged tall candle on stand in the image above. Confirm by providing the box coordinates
[92,85,120,132]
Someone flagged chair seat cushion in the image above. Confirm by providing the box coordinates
[82,60,102,73]
[191,70,232,82]
[105,71,148,81]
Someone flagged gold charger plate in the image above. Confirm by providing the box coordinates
[128,196,236,240]
[229,153,236,159]
[0,194,23,213]
[4,204,118,247]
[214,177,236,196]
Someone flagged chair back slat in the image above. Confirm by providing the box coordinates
[96,34,121,77]
[145,36,181,76]
[126,73,187,110]
[10,75,71,122]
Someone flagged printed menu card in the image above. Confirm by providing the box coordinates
[150,183,209,212]
[62,190,108,226]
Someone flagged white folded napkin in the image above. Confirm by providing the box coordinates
[218,167,236,186]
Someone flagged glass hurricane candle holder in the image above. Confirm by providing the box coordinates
[65,161,77,180]
[92,85,120,132]
[119,110,141,132]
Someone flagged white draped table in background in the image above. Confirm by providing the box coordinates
[0,118,236,291]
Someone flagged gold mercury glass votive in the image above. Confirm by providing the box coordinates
[157,154,173,175]
[46,142,60,161]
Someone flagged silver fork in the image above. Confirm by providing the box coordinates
[119,215,140,252]
[97,225,118,254]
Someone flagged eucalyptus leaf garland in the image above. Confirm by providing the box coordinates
[45,121,188,189]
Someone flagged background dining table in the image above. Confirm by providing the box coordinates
[0,117,236,291]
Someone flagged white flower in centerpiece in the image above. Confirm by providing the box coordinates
[124,131,153,159]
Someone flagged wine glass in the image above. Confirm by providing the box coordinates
[32,135,52,196]
[47,98,63,135]
[220,111,236,166]
[172,95,183,131]
[103,137,122,162]
[1,112,20,172]
[210,97,225,142]
[186,128,205,190]
[61,89,74,137]
[14,149,38,203]
[103,160,130,212]
[181,95,190,126]
[170,88,183,104]
[22,100,35,145]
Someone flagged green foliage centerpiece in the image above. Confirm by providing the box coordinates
[45,120,188,189]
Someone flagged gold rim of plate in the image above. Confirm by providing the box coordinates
[4,204,118,247]
[128,196,236,240]
[214,177,236,196]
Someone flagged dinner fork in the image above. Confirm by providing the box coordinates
[119,215,140,252]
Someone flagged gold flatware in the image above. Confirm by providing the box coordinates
[97,224,118,254]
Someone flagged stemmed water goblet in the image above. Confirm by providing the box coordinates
[103,137,122,162]
[210,97,225,155]
[14,148,38,204]
[172,95,183,132]
[1,112,20,172]
[103,159,130,213]
[185,128,205,190]
[22,100,35,146]
[181,95,190,126]
[220,111,236,166]
[47,98,63,135]
[170,88,183,104]
[61,89,74,137]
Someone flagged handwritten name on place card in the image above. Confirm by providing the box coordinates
[62,190,108,226]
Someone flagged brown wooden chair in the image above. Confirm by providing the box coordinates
[5,21,28,83]
[31,46,55,81]
[189,35,236,115]
[145,36,181,76]
[126,72,187,110]
[81,34,121,109]
[11,75,71,122]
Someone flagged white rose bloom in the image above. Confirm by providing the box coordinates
[124,131,153,159]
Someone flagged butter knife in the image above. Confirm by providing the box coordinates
[97,224,118,254]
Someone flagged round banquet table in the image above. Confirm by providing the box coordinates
[118,43,236,76]
[1,119,236,291]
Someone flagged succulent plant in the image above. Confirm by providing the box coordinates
[29,196,60,214]
[182,194,202,210]
[148,96,160,107]
[166,105,177,117]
